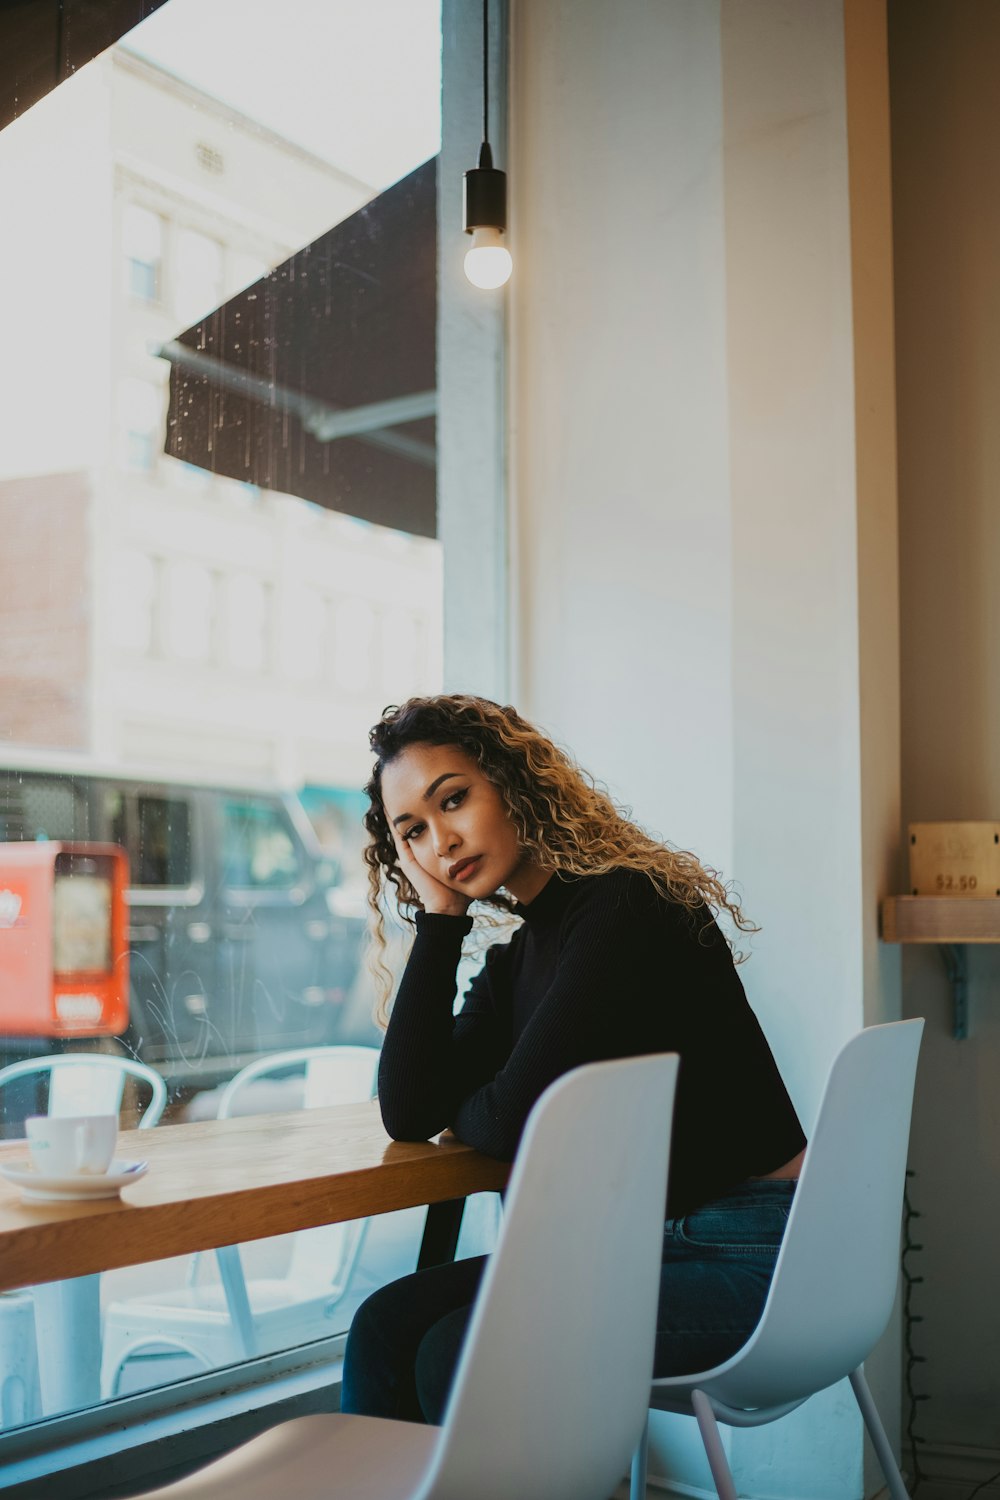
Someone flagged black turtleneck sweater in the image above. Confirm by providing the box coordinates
[377,868,805,1217]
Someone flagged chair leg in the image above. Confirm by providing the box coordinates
[691,1389,738,1500]
[629,1413,649,1500]
[849,1367,910,1500]
[215,1245,257,1358]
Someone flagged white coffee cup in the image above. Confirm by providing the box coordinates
[25,1115,118,1178]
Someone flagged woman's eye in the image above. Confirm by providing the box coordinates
[442,787,468,811]
[401,823,424,842]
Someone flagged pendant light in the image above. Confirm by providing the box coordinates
[463,0,512,289]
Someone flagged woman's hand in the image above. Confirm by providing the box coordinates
[392,829,471,918]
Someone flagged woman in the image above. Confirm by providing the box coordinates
[341,694,805,1425]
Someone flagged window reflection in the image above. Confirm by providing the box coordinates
[163,560,215,663]
[111,549,158,654]
[122,204,163,303]
[135,796,193,888]
[222,799,300,890]
[0,0,456,1438]
[223,573,269,673]
[333,599,375,693]
[119,377,163,473]
[174,228,224,325]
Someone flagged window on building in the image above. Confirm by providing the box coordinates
[333,598,375,692]
[163,560,215,662]
[175,227,224,324]
[229,251,268,296]
[222,573,268,673]
[119,377,163,472]
[111,548,159,654]
[122,204,163,302]
[282,588,325,682]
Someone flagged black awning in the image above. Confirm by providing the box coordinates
[0,0,170,133]
[163,156,437,539]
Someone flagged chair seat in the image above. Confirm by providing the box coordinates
[647,1380,808,1425]
[148,1413,439,1500]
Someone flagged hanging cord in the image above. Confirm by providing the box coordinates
[902,1169,929,1493]
[482,0,489,144]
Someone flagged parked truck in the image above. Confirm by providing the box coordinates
[0,757,376,1087]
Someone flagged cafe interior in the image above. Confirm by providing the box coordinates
[0,0,998,1497]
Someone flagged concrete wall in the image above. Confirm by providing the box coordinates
[509,0,900,1493]
[890,0,1000,1480]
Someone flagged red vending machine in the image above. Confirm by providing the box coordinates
[0,842,130,1040]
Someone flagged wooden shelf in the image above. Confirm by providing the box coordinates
[880,897,1000,1039]
[881,896,1000,944]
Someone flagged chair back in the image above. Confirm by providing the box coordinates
[418,1053,679,1500]
[0,1053,167,1131]
[215,1045,379,1118]
[701,1019,924,1410]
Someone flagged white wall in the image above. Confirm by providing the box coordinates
[509,1,900,1494]
[510,0,735,874]
[0,66,114,479]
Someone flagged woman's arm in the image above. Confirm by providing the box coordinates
[376,912,513,1140]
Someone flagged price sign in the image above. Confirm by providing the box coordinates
[908,822,1000,898]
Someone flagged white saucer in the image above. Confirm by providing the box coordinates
[0,1157,148,1202]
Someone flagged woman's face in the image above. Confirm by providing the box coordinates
[380,741,541,903]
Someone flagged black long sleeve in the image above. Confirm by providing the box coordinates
[377,869,805,1217]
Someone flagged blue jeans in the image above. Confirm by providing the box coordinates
[340,1178,795,1425]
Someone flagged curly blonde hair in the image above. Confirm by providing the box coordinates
[363,693,756,1024]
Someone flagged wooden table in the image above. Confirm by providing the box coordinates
[0,1101,509,1415]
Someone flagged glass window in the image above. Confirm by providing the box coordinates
[0,776,87,842]
[0,0,503,1459]
[163,560,215,662]
[229,251,268,296]
[129,796,193,888]
[222,573,268,672]
[52,852,115,973]
[119,377,162,473]
[174,227,224,324]
[333,598,375,692]
[281,588,325,682]
[222,798,300,890]
[122,204,163,302]
[110,548,159,654]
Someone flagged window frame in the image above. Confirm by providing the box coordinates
[438,0,510,701]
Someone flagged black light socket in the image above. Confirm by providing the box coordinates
[463,141,507,233]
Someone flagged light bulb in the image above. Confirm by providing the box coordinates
[464,226,513,289]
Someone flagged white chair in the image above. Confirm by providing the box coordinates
[0,1052,166,1421]
[102,1045,400,1394]
[629,1018,924,1500]
[133,1051,680,1500]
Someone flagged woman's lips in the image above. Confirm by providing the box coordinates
[449,855,483,882]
